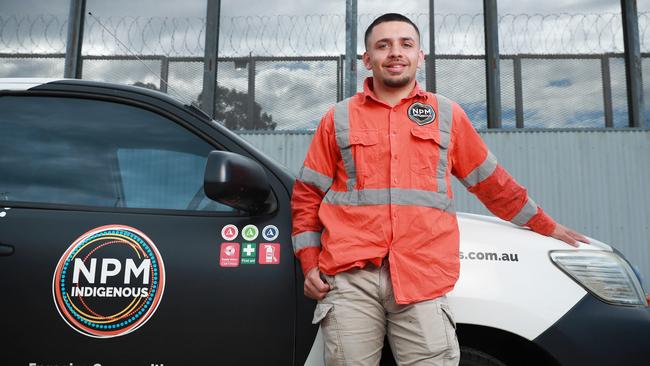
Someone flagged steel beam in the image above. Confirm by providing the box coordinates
[427,0,437,93]
[513,56,524,128]
[345,0,357,98]
[64,0,86,79]
[160,56,169,93]
[621,0,645,127]
[337,54,344,101]
[247,55,256,128]
[483,0,502,128]
[202,0,221,118]
[601,55,614,128]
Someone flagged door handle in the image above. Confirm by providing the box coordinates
[0,244,14,256]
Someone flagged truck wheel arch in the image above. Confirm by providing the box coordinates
[456,324,560,366]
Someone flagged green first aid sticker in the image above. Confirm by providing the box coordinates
[242,225,259,241]
[241,242,257,264]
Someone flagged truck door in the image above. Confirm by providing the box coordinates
[0,93,295,365]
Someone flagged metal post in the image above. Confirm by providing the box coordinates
[64,0,86,79]
[601,55,614,128]
[247,55,256,129]
[337,55,344,101]
[202,0,221,118]
[427,0,437,93]
[513,56,524,128]
[621,0,645,127]
[483,0,502,128]
[160,56,169,93]
[345,0,357,98]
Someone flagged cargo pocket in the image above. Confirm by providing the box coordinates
[409,127,447,179]
[440,303,460,361]
[313,302,346,365]
[312,303,334,325]
[344,129,379,187]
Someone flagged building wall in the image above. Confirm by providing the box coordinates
[240,129,650,290]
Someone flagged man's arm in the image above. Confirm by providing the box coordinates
[291,109,338,299]
[449,103,588,247]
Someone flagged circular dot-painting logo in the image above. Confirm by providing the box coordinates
[52,225,165,338]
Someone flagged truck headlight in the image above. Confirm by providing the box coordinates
[550,250,647,306]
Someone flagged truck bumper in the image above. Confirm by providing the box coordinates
[534,293,650,366]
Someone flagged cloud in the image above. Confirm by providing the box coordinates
[0,58,64,78]
[82,58,162,84]
[2,0,647,130]
[255,60,338,129]
[518,58,608,128]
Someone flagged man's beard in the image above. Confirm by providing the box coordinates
[383,75,412,88]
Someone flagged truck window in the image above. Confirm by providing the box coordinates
[0,95,234,212]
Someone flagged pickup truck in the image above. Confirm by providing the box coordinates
[1,78,648,366]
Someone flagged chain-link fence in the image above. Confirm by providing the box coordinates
[1,12,648,130]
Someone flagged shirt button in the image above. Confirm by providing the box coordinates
[353,136,360,142]
[393,178,398,184]
[393,155,398,160]
[392,130,397,135]
[393,212,398,218]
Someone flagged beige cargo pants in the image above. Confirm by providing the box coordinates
[312,261,460,366]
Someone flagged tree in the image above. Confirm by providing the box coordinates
[132,81,160,91]
[198,86,276,131]
[132,81,274,130]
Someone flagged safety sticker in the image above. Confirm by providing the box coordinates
[221,224,239,241]
[407,102,435,126]
[262,225,279,241]
[241,243,257,264]
[259,243,280,265]
[220,243,240,267]
[242,224,259,241]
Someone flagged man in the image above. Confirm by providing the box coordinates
[291,13,588,366]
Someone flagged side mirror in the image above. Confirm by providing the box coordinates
[204,151,274,214]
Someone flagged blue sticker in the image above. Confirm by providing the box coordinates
[262,225,279,241]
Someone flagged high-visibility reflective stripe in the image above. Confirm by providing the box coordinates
[298,166,333,193]
[460,151,498,188]
[333,99,356,191]
[391,188,455,212]
[435,94,453,195]
[292,231,322,252]
[323,188,454,212]
[511,197,538,226]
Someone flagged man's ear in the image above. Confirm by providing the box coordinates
[362,52,372,70]
[417,49,424,69]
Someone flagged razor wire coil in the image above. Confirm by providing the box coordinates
[1,12,648,56]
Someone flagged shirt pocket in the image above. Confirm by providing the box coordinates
[409,127,448,178]
[343,129,379,187]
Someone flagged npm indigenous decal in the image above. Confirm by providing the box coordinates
[52,225,165,338]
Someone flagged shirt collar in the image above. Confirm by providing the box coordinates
[361,77,428,105]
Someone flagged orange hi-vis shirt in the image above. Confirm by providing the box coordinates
[291,78,556,304]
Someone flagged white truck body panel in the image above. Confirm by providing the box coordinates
[305,213,612,365]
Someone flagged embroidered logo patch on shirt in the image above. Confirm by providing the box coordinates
[407,102,435,126]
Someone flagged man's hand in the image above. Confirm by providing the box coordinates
[550,223,590,247]
[304,267,330,300]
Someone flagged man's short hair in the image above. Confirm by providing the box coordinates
[364,13,421,49]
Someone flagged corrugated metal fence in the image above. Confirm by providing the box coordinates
[240,129,650,290]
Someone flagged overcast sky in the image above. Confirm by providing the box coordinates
[1,0,648,130]
[0,0,628,16]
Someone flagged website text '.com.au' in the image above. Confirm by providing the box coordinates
[460,251,519,262]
